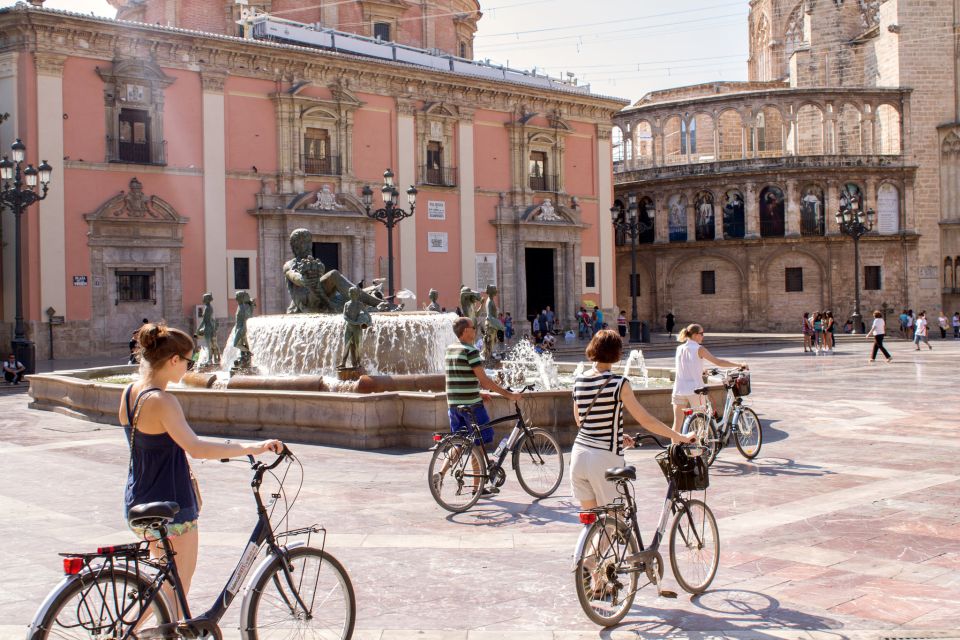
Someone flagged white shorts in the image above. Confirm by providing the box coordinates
[570,443,625,506]
[671,393,700,408]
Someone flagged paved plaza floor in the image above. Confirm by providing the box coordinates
[1,338,959,638]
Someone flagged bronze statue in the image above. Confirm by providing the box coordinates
[337,287,372,370]
[195,292,221,366]
[425,288,441,312]
[459,285,483,326]
[481,284,505,362]
[232,290,255,372]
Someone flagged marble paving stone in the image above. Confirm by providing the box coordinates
[3,343,960,636]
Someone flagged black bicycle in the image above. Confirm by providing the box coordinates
[28,446,356,639]
[428,392,564,513]
[572,435,718,626]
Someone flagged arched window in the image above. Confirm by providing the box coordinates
[694,191,715,241]
[717,110,743,160]
[635,121,654,166]
[680,120,688,156]
[638,196,656,244]
[759,186,785,237]
[612,126,624,164]
[800,185,825,236]
[722,189,745,238]
[668,194,687,242]
[663,116,683,164]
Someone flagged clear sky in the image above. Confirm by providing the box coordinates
[2,0,749,103]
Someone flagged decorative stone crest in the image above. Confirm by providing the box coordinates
[308,185,342,210]
[534,199,562,221]
[91,177,179,221]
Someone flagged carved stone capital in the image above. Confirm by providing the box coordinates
[396,97,418,117]
[201,71,227,93]
[35,52,67,77]
[457,106,475,122]
[0,52,18,79]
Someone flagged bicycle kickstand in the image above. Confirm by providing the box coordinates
[628,549,677,599]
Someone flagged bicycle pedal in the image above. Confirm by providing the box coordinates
[658,589,678,599]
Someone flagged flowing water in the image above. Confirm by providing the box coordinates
[623,349,649,387]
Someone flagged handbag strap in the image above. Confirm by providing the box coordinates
[577,372,615,426]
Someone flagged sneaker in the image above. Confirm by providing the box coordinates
[480,486,500,497]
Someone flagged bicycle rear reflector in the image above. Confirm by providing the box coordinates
[683,409,694,416]
[433,434,443,441]
[579,512,597,525]
[62,557,83,575]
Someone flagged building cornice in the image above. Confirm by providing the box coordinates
[0,6,627,123]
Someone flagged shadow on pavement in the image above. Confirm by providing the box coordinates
[709,456,835,479]
[446,496,580,527]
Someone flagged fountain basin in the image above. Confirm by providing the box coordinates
[27,365,725,449]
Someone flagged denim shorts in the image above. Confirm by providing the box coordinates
[448,403,494,444]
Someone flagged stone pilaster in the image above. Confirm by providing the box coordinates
[36,51,67,323]
[744,182,760,239]
[654,194,668,244]
[826,180,840,236]
[597,125,615,307]
[785,179,801,237]
[202,72,229,308]
[684,190,696,242]
[396,98,417,295]
[0,52,18,323]
[458,117,476,289]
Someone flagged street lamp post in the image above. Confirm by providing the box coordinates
[835,202,875,335]
[361,169,417,299]
[611,193,654,343]
[0,139,53,374]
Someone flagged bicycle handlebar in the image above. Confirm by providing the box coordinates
[631,433,705,457]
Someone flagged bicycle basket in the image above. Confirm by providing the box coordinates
[732,371,751,397]
[656,445,709,491]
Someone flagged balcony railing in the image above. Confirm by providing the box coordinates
[418,165,458,187]
[614,154,905,183]
[529,173,559,192]
[107,136,167,165]
[301,154,342,176]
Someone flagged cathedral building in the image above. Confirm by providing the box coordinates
[0,1,625,360]
[612,0,958,331]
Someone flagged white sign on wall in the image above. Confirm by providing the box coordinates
[876,183,899,234]
[427,232,448,252]
[430,121,443,140]
[476,254,497,290]
[427,200,446,220]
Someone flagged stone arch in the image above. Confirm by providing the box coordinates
[665,252,747,330]
[612,125,625,164]
[663,115,683,164]
[717,108,744,160]
[761,247,826,328]
[633,120,655,166]
[796,103,825,155]
[837,103,863,154]
[875,103,901,155]
[691,111,716,160]
[754,105,785,156]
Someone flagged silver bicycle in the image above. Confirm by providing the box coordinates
[681,367,762,466]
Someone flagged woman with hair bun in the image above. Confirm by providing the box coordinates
[569,329,693,509]
[671,323,747,433]
[121,322,282,602]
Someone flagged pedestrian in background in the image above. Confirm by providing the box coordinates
[824,311,835,353]
[913,311,932,351]
[952,311,960,338]
[812,312,823,354]
[898,309,909,338]
[866,310,892,363]
[938,311,948,339]
[665,312,676,338]
[802,312,813,352]
[504,312,514,342]
[617,311,627,338]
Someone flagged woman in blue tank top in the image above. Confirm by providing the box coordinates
[121,323,283,600]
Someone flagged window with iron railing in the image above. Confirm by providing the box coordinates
[116,271,155,304]
[418,165,457,187]
[109,108,165,164]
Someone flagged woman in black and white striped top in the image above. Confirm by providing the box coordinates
[570,330,694,509]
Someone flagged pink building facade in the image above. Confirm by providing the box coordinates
[0,2,626,358]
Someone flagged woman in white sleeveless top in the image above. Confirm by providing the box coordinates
[570,330,694,509]
[671,324,748,433]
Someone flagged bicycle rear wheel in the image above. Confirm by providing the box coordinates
[669,498,719,594]
[513,428,564,498]
[685,412,718,466]
[428,435,486,513]
[29,569,173,639]
[574,515,639,627]
[243,545,355,639]
[733,406,763,460]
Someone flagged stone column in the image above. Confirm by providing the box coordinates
[862,114,875,154]
[351,234,364,284]
[0,52,19,322]
[36,53,68,323]
[201,71,229,309]
[654,194,669,244]
[744,182,760,239]
[864,177,878,214]
[826,180,840,236]
[597,124,615,308]
[396,98,417,295]
[713,195,724,240]
[458,111,476,289]
[684,190,696,242]
[785,179,801,237]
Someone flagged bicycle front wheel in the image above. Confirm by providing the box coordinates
[733,406,763,460]
[513,428,564,498]
[243,546,356,639]
[669,498,719,594]
[574,515,639,627]
[29,569,173,639]
[685,412,719,466]
[428,435,486,513]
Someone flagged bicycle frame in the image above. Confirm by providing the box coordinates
[692,379,745,446]
[442,402,536,479]
[38,452,319,639]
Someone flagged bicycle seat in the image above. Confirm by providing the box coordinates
[604,466,637,481]
[127,501,180,528]
[694,386,709,395]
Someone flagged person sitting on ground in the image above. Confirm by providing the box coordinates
[442,317,521,496]
[671,324,748,434]
[120,323,282,606]
[570,329,694,511]
[542,331,557,351]
[3,354,26,385]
